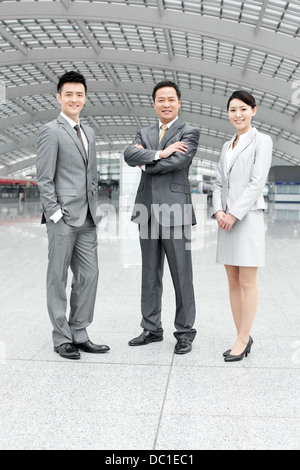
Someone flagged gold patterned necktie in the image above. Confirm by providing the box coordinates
[74,124,88,162]
[159,124,168,144]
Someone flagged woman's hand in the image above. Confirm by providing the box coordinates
[215,211,225,222]
[217,212,237,231]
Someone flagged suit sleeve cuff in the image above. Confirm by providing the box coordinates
[143,151,160,170]
[50,208,63,223]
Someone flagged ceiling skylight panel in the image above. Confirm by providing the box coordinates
[164,0,182,12]
[0,101,25,117]
[182,1,201,14]
[0,37,17,52]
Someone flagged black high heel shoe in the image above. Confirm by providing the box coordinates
[224,337,253,363]
[223,336,253,358]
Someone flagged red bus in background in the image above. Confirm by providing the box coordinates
[0,178,37,187]
[0,178,39,201]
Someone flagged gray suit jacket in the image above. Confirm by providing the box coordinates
[124,119,200,227]
[36,115,99,227]
[212,127,273,221]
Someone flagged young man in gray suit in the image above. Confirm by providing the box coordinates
[37,71,109,359]
[124,81,200,354]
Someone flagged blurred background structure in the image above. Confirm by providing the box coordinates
[0,0,299,201]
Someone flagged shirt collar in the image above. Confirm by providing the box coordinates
[159,116,178,129]
[60,112,81,129]
[232,127,253,144]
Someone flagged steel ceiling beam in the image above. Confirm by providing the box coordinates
[0,48,295,105]
[0,2,298,62]
[0,1,299,173]
[0,24,28,55]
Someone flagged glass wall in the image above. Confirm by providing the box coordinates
[268,182,300,202]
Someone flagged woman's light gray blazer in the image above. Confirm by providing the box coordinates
[212,127,273,221]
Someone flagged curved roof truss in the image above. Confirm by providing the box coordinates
[0,0,299,176]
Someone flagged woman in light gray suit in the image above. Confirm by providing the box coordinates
[212,90,273,362]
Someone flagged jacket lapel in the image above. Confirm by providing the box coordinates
[220,140,232,179]
[57,115,87,164]
[148,124,159,150]
[227,128,257,175]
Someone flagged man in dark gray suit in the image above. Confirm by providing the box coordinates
[124,81,200,354]
[37,71,109,359]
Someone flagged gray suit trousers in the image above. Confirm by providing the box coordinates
[46,215,99,347]
[139,217,197,341]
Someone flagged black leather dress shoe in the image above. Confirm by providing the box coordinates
[174,339,192,355]
[54,343,81,360]
[74,340,110,354]
[128,331,163,346]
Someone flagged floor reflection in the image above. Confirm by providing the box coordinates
[0,200,41,224]
[266,202,300,239]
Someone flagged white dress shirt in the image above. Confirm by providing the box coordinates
[50,113,89,223]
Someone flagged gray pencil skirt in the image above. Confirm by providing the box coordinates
[216,209,265,267]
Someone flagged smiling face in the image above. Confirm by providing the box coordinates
[228,98,257,135]
[153,87,181,124]
[56,82,87,123]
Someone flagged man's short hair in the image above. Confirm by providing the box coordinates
[152,81,181,101]
[57,71,87,94]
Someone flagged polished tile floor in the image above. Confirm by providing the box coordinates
[0,197,299,450]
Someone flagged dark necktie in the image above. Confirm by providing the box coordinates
[74,124,88,162]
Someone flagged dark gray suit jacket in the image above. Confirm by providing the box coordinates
[124,119,200,227]
[37,115,99,227]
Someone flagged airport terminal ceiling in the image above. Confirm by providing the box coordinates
[0,0,299,182]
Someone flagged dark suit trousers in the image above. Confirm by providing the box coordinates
[46,214,99,347]
[139,217,197,341]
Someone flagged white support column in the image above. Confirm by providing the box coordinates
[119,157,141,267]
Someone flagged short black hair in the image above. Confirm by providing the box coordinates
[227,90,256,110]
[57,71,87,94]
[152,81,181,101]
